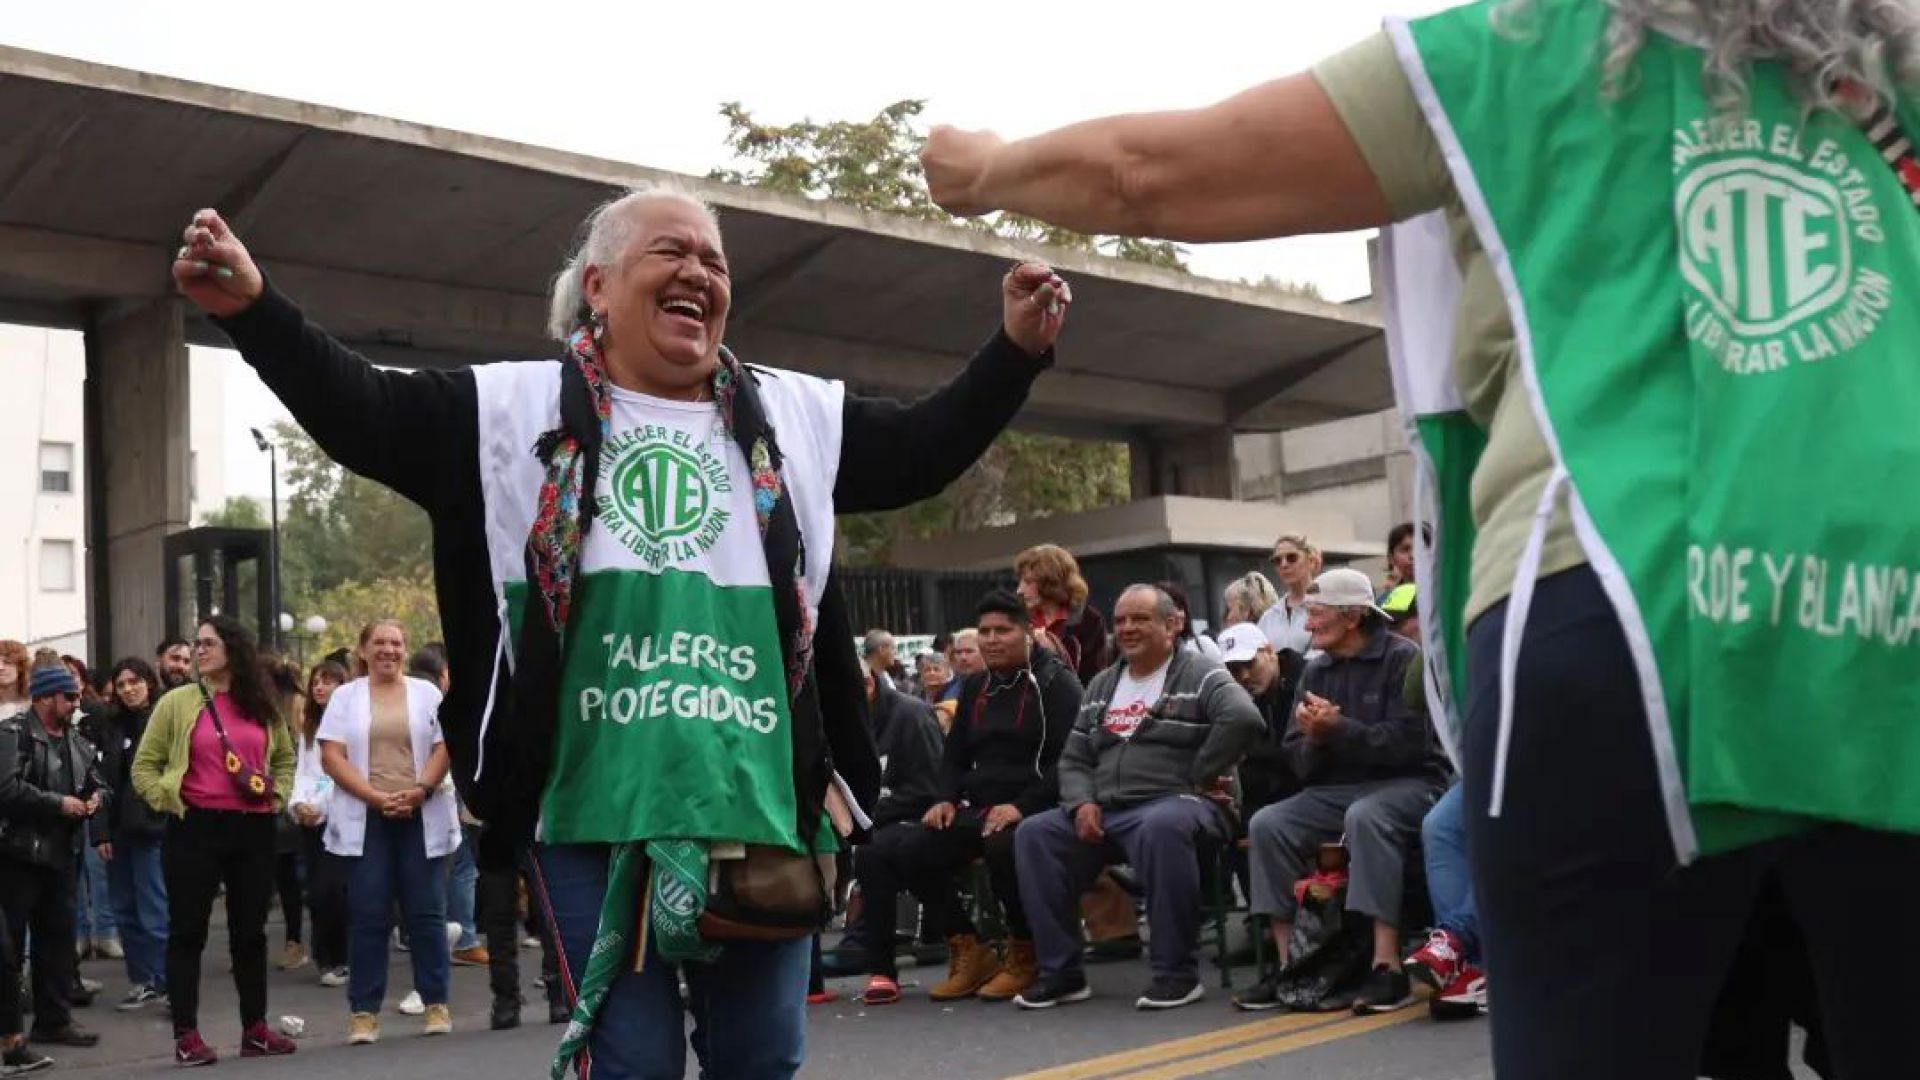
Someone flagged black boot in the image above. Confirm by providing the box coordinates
[490,995,522,1031]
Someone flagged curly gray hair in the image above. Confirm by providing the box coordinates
[545,182,721,342]
[1497,0,1920,112]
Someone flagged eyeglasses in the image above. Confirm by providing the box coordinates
[1271,552,1301,566]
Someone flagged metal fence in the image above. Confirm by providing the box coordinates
[838,568,1014,636]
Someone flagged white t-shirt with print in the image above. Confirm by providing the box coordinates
[1102,658,1171,741]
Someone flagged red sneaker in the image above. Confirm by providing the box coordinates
[240,1021,298,1057]
[1404,929,1465,993]
[173,1029,218,1067]
[805,989,840,1005]
[1429,964,1488,1020]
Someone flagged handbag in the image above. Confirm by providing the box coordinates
[196,684,274,805]
[696,844,838,942]
[695,781,850,941]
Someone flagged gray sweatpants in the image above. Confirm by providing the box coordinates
[1016,795,1226,982]
[1246,778,1443,926]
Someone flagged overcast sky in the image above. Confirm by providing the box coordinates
[6,0,1459,500]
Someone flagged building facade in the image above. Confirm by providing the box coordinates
[1,325,227,660]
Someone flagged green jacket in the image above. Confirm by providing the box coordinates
[131,683,296,817]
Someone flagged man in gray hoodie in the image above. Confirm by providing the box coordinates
[1013,584,1263,1012]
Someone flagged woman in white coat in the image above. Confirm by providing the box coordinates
[317,620,460,1044]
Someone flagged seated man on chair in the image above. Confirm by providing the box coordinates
[1233,568,1450,1015]
[1014,584,1263,1012]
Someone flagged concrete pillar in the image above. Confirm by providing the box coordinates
[1129,429,1240,501]
[86,300,191,663]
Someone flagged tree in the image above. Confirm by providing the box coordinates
[713,100,1143,565]
[267,420,440,643]
[201,495,267,529]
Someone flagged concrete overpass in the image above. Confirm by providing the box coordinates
[0,44,1391,662]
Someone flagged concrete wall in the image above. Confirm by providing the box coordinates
[0,323,226,661]
[1234,409,1415,554]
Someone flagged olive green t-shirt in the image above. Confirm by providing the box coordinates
[1313,32,1588,625]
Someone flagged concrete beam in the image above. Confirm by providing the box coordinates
[88,298,191,662]
[1224,337,1376,426]
[726,325,1225,430]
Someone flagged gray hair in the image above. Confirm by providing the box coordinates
[1121,584,1180,622]
[545,182,722,342]
[1223,572,1282,622]
[1496,0,1920,112]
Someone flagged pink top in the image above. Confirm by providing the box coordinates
[180,693,273,814]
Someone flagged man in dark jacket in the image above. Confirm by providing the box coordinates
[910,590,1082,1004]
[842,669,948,1003]
[1215,622,1305,816]
[0,664,108,1052]
[1234,569,1449,1016]
[1014,585,1263,1013]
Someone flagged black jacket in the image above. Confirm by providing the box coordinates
[867,686,945,829]
[0,711,108,867]
[1236,652,1308,815]
[1282,631,1451,788]
[214,286,1048,864]
[83,704,170,842]
[939,650,1082,816]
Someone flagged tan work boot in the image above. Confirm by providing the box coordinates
[976,939,1037,1002]
[927,935,1002,1001]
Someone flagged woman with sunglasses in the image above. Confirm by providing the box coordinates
[1258,534,1321,657]
[132,615,298,1066]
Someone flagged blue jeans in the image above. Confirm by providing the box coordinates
[447,823,480,950]
[1422,783,1481,962]
[534,843,810,1080]
[76,842,117,943]
[106,833,169,988]
[345,813,449,1013]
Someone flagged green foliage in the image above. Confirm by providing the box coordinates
[714,99,1147,566]
[200,495,267,529]
[267,421,441,645]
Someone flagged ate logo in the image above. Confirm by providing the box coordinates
[597,427,732,569]
[1673,123,1892,376]
[1678,158,1852,337]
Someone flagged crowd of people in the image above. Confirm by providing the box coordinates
[822,534,1472,1017]
[134,8,1920,1071]
[0,621,567,1074]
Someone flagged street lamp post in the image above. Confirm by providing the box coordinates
[250,428,282,650]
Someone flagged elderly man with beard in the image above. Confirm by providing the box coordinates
[1014,585,1262,1012]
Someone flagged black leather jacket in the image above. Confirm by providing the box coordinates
[0,710,109,867]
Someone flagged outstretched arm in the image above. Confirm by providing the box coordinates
[174,209,473,513]
[922,72,1393,243]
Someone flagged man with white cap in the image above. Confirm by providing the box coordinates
[1214,624,1303,816]
[1232,568,1449,1015]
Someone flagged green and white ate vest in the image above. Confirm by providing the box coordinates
[467,359,845,852]
[1382,0,1920,861]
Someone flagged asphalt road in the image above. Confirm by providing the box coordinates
[31,935,1819,1079]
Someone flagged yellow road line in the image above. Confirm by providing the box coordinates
[1106,1010,1425,1080]
[1000,1012,1351,1080]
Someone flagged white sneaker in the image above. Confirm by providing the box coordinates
[319,967,349,988]
[398,990,425,1016]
